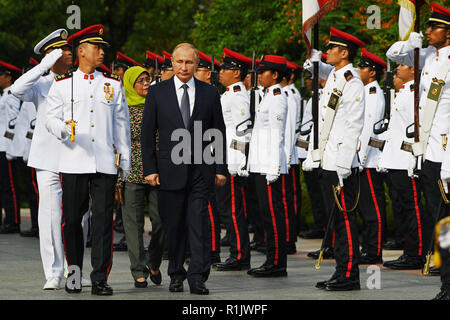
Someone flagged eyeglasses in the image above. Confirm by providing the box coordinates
[135,77,151,85]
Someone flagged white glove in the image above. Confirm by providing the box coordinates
[229,170,237,177]
[438,226,450,249]
[23,155,28,163]
[39,48,63,72]
[302,164,313,172]
[310,49,322,62]
[6,153,15,161]
[376,165,388,173]
[303,59,313,71]
[119,170,130,181]
[441,169,450,194]
[237,158,249,177]
[405,32,423,52]
[336,166,351,187]
[266,174,279,185]
[358,165,364,173]
[408,155,418,178]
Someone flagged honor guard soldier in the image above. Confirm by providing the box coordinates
[247,55,289,277]
[11,29,92,290]
[280,62,300,254]
[195,50,220,84]
[309,28,365,291]
[143,50,158,80]
[378,64,426,269]
[356,49,387,264]
[387,2,450,267]
[0,61,22,234]
[213,48,252,271]
[161,51,174,81]
[45,24,131,295]
[113,51,138,80]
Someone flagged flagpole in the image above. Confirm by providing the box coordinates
[414,1,420,144]
[312,23,319,150]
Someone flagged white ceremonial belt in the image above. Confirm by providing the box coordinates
[412,59,450,156]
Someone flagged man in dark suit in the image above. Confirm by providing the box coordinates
[141,43,227,295]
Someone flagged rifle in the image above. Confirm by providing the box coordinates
[236,50,257,137]
[155,58,161,83]
[210,54,218,87]
[373,59,393,135]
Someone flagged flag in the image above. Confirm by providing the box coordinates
[398,0,428,41]
[302,0,340,58]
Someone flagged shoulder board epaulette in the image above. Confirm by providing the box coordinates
[291,89,296,94]
[344,70,353,82]
[55,72,73,82]
[7,90,11,95]
[410,84,414,91]
[273,88,281,96]
[369,86,376,94]
[103,72,121,81]
[233,85,241,92]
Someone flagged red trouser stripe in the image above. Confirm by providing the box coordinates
[267,185,279,265]
[241,186,247,219]
[411,178,423,256]
[230,176,242,260]
[208,202,216,252]
[281,175,290,242]
[366,169,382,256]
[292,167,298,216]
[60,174,69,266]
[7,161,18,224]
[341,190,353,278]
[31,168,39,203]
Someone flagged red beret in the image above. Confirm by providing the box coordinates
[429,2,450,25]
[360,48,387,69]
[67,24,108,47]
[29,58,39,67]
[221,48,252,69]
[0,60,22,75]
[328,27,365,50]
[97,64,112,73]
[197,50,220,69]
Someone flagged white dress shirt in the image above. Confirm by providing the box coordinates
[173,75,195,116]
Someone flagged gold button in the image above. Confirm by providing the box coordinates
[90,95,93,98]
[91,124,95,127]
[89,81,92,84]
[90,109,94,112]
[91,138,95,142]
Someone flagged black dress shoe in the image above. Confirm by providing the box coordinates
[359,253,383,264]
[325,278,360,291]
[307,247,334,260]
[91,280,113,295]
[428,266,441,276]
[65,283,82,294]
[211,252,221,264]
[189,281,209,295]
[0,224,20,234]
[383,239,404,250]
[220,234,231,247]
[149,270,162,285]
[247,264,287,277]
[162,250,169,260]
[214,257,250,271]
[432,288,450,300]
[256,243,267,253]
[383,254,424,270]
[300,229,325,239]
[113,235,127,251]
[20,228,39,238]
[286,243,297,255]
[169,279,184,292]
[316,273,339,289]
[134,279,148,288]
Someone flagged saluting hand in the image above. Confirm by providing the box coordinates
[145,173,160,187]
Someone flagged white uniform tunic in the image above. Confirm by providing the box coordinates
[248,83,288,176]
[379,81,415,170]
[282,86,299,167]
[387,43,450,163]
[46,70,131,175]
[358,81,385,168]
[6,101,36,159]
[319,63,365,171]
[221,81,250,173]
[0,87,20,152]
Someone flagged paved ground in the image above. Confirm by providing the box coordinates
[0,210,443,305]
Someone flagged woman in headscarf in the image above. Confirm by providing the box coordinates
[116,66,164,288]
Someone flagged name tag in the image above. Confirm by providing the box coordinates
[4,131,14,140]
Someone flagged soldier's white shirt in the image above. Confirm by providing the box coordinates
[303,91,324,169]
[221,81,250,173]
[358,80,385,168]
[6,101,36,158]
[248,83,287,175]
[387,43,450,163]
[46,69,131,175]
[0,86,20,152]
[379,81,415,170]
[11,68,63,172]
[282,86,299,165]
[320,63,365,171]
